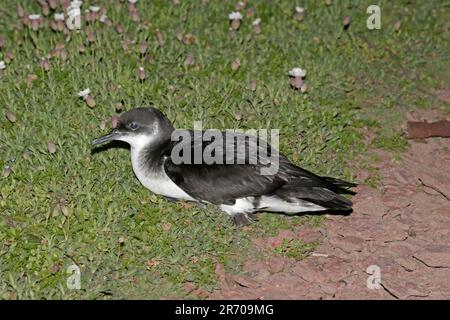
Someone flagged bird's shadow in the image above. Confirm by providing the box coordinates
[289,208,353,217]
[90,140,130,155]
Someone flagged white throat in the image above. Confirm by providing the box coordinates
[119,134,195,201]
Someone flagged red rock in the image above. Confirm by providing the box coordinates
[297,229,322,243]
[414,247,450,268]
[230,275,261,289]
[267,257,286,273]
[330,235,364,252]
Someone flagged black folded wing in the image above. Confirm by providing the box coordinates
[163,130,355,208]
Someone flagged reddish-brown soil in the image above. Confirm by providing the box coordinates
[210,118,450,299]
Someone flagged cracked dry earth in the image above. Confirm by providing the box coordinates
[209,137,450,300]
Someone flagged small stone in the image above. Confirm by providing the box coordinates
[155,29,164,47]
[248,79,257,91]
[27,74,38,88]
[110,116,118,128]
[51,265,60,274]
[85,95,96,108]
[175,29,183,41]
[5,111,16,123]
[115,24,124,34]
[48,0,57,10]
[139,41,147,54]
[47,141,56,154]
[289,76,303,90]
[3,166,12,178]
[231,19,240,31]
[17,5,25,18]
[86,30,95,43]
[231,58,240,71]
[246,7,256,18]
[184,53,195,66]
[39,58,50,71]
[235,1,246,10]
[5,51,14,63]
[131,10,140,22]
[253,23,261,35]
[343,16,350,28]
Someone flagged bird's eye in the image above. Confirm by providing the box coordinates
[129,122,140,130]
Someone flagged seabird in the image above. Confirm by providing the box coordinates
[92,107,356,225]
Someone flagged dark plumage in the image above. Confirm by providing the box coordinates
[92,107,356,225]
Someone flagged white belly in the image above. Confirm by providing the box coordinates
[220,196,325,216]
[130,149,195,201]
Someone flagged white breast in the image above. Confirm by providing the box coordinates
[130,148,195,201]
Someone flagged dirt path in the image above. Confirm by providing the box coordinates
[210,135,450,299]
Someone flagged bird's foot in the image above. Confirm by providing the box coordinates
[231,212,257,226]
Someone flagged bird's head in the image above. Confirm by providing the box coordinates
[92,107,174,150]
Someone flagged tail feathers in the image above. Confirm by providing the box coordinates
[321,176,357,195]
[276,186,353,211]
[321,176,357,187]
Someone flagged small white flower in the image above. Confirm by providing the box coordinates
[128,0,138,3]
[295,6,305,13]
[0,61,6,70]
[69,0,83,8]
[28,14,41,20]
[78,88,91,97]
[68,1,82,15]
[54,13,65,21]
[69,7,81,17]
[252,18,261,26]
[89,6,100,12]
[99,14,108,22]
[228,12,242,20]
[288,67,306,78]
[67,1,82,30]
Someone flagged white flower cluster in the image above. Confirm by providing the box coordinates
[89,6,100,13]
[228,12,242,20]
[67,0,82,30]
[78,88,90,97]
[288,67,306,77]
[28,14,41,20]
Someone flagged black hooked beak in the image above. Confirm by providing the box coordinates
[91,129,121,145]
